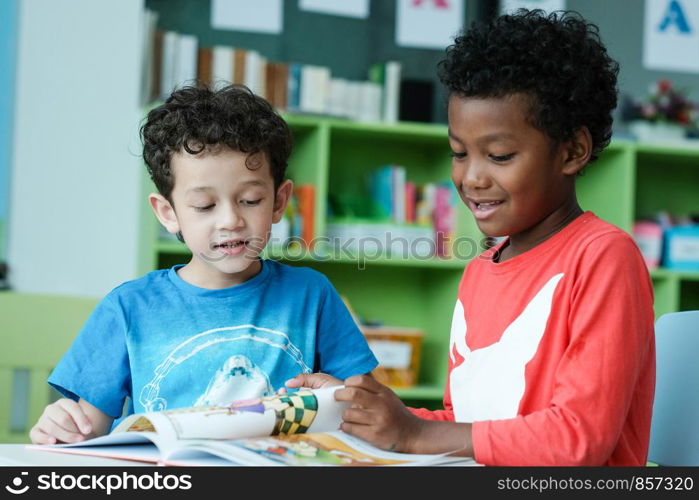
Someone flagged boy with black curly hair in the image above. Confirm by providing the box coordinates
[288,10,655,465]
[30,85,377,444]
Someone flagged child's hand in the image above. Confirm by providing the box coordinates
[335,374,423,453]
[285,373,342,390]
[29,398,93,445]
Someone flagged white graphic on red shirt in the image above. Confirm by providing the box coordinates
[448,273,564,422]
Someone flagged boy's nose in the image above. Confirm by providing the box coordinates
[458,161,490,190]
[216,206,245,231]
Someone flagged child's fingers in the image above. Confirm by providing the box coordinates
[334,385,377,408]
[29,426,57,445]
[343,374,383,393]
[55,399,92,434]
[342,406,373,425]
[285,373,341,389]
[284,376,305,388]
[38,417,86,444]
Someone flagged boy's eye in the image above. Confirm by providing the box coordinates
[450,151,467,159]
[490,153,515,162]
[241,199,262,207]
[193,204,214,212]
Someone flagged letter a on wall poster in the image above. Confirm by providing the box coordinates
[644,0,699,72]
[396,0,464,50]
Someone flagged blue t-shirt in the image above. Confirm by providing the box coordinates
[48,260,377,421]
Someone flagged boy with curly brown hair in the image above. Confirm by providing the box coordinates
[30,85,377,445]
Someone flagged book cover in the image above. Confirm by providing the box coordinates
[275,63,289,111]
[416,183,436,228]
[383,61,402,123]
[369,166,394,220]
[150,29,164,103]
[433,184,455,258]
[300,65,317,113]
[287,63,303,112]
[233,48,247,85]
[392,166,406,224]
[139,9,159,106]
[196,47,213,87]
[159,30,178,99]
[174,33,198,89]
[295,184,316,247]
[405,181,416,224]
[211,45,234,89]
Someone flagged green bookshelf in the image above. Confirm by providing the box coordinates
[139,117,699,409]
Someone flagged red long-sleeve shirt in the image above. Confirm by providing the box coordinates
[411,212,655,465]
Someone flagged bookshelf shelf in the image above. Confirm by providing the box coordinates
[393,384,445,401]
[650,268,699,281]
[139,115,699,409]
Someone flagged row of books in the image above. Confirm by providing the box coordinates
[270,185,316,248]
[141,16,401,122]
[366,165,457,257]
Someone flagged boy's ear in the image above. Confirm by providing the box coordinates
[272,179,294,223]
[149,193,181,235]
[561,126,592,176]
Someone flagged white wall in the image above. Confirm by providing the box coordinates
[8,0,145,297]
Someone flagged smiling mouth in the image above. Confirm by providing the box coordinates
[211,240,246,250]
[473,200,503,210]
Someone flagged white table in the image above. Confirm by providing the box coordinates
[0,444,150,466]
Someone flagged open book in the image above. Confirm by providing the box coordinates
[29,387,476,466]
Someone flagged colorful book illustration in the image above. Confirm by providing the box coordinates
[28,387,475,467]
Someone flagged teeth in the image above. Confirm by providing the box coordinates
[477,201,500,209]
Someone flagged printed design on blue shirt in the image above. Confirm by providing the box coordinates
[139,324,312,412]
[194,354,273,406]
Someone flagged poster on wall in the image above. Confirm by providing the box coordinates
[644,0,699,72]
[211,0,283,34]
[499,0,565,15]
[300,0,370,19]
[396,0,464,50]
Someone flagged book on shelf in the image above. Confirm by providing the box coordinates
[295,184,316,247]
[139,8,160,106]
[196,47,213,87]
[369,61,402,123]
[156,30,198,99]
[211,45,234,88]
[284,62,299,112]
[405,181,416,224]
[433,183,456,258]
[392,166,407,225]
[28,387,475,466]
[368,165,395,220]
[174,33,198,90]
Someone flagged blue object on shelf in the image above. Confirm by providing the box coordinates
[662,225,699,271]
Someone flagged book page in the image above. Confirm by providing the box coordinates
[28,386,349,462]
[167,430,477,466]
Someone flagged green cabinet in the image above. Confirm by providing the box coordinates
[138,117,699,407]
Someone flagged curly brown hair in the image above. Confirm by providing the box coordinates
[439,9,619,164]
[141,84,293,201]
